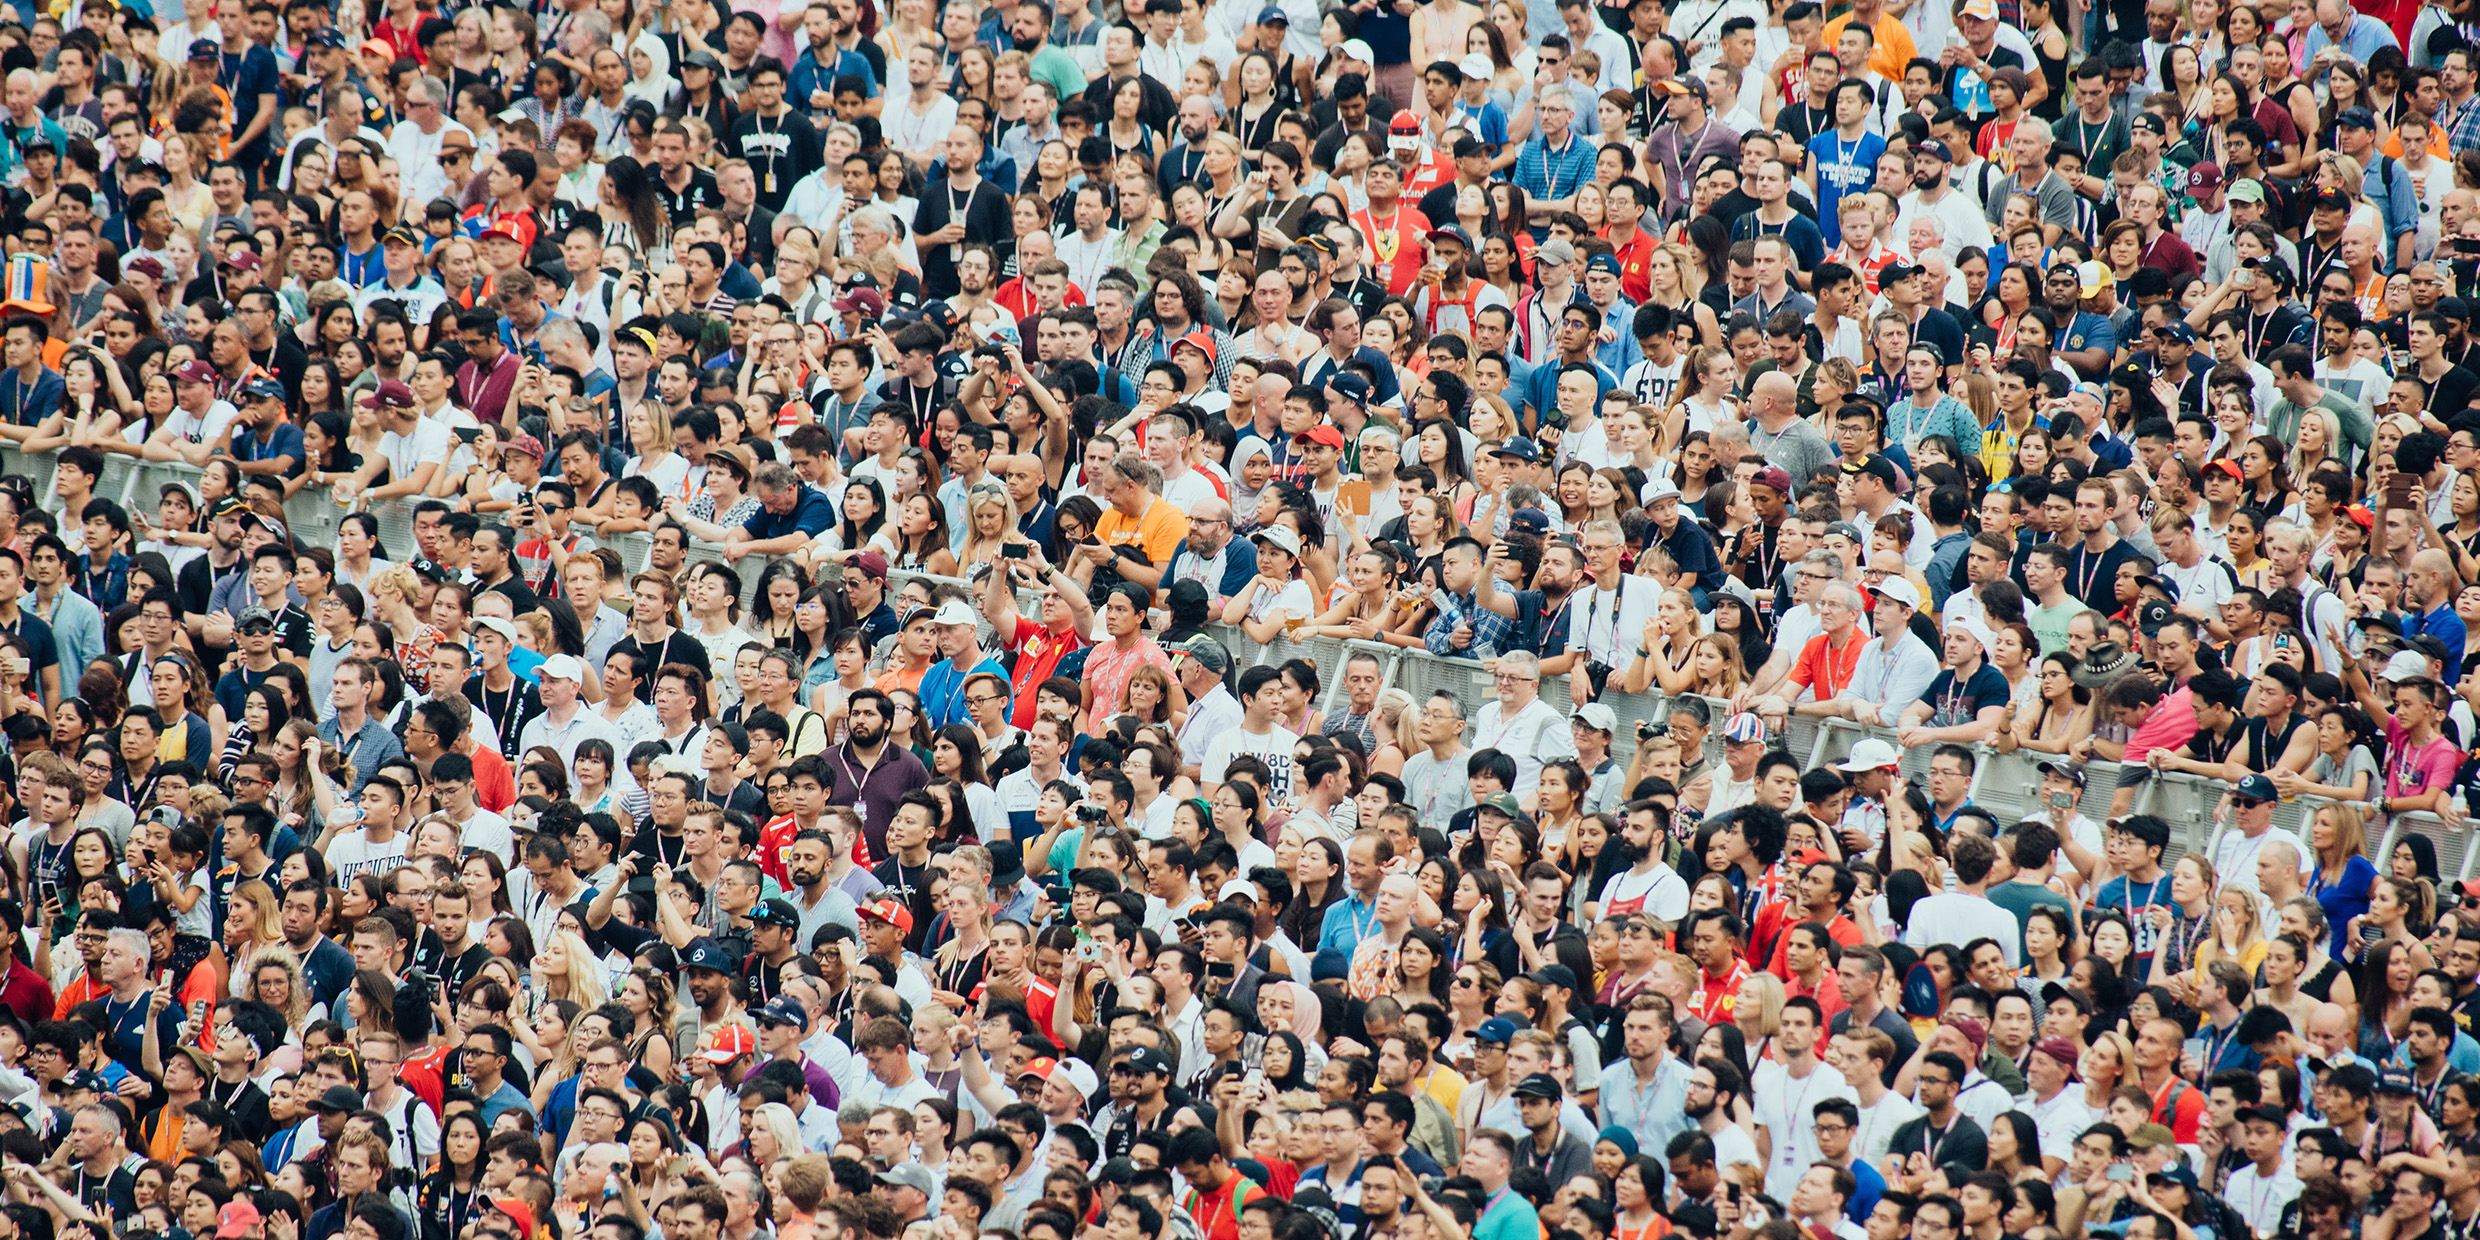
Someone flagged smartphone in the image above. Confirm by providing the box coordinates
[2048,791,2074,809]
[1003,544,1028,559]
[454,426,482,444]
[2388,473,2418,506]
[2183,1036,2208,1066]
[2107,1165,2135,1182]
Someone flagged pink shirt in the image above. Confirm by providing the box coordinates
[2123,688,2201,764]
[2382,717,2461,806]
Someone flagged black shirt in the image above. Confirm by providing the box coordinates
[609,630,712,702]
[654,167,724,226]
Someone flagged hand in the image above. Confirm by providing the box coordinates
[2150,903,2173,931]
[1451,620,1473,649]
[147,983,171,1017]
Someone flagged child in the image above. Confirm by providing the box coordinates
[139,822,216,973]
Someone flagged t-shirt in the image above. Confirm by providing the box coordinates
[1003,618,1087,730]
[1199,724,1301,802]
[1918,664,2011,728]
[379,418,453,488]
[1091,496,1191,574]
[2382,718,2461,809]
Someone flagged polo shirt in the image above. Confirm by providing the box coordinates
[740,485,836,542]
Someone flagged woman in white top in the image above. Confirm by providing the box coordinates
[1665,345,1739,449]
[1222,524,1317,643]
[621,400,691,500]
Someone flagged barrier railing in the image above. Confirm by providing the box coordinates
[29,445,2444,871]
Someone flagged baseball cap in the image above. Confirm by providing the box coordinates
[1255,4,1289,21]
[2033,1038,2082,1077]
[850,550,889,581]
[681,938,737,972]
[173,359,217,384]
[931,599,979,628]
[1293,424,1346,449]
[2076,259,2111,299]
[1958,0,1998,17]
[381,224,421,247]
[751,996,809,1027]
[1427,223,1476,251]
[2234,773,2278,804]
[2384,650,2434,682]
[1459,52,1492,80]
[472,616,523,644]
[1340,37,1374,61]
[859,898,915,934]
[1389,108,1422,135]
[313,1085,364,1112]
[1172,329,1218,363]
[1116,1046,1174,1076]
[240,376,285,401]
[1656,75,1709,100]
[1585,253,1623,277]
[1491,436,1542,463]
[1478,792,1526,820]
[503,432,545,460]
[1644,476,1683,504]
[236,606,275,633]
[217,1202,264,1239]
[538,653,585,682]
[1475,1016,1519,1045]
[2186,161,2225,193]
[832,287,886,318]
[1535,239,1578,267]
[1840,453,1899,485]
[1513,1072,1565,1099]
[371,380,416,409]
[1171,633,1232,674]
[1836,738,1901,771]
[1252,523,1303,558]
[1508,507,1551,536]
[1868,575,1922,611]
[2038,759,2088,788]
[2155,321,2198,344]
[2229,178,2268,204]
[2338,105,2379,129]
[187,37,220,59]
[1575,703,1617,734]
[876,1164,937,1195]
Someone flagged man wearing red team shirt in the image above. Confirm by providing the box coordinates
[981,548,1091,730]
[1353,160,1433,296]
[1685,909,1752,1026]
[1173,1125,1268,1240]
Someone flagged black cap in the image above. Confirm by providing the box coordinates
[1512,1072,1564,1100]
[1451,135,1487,160]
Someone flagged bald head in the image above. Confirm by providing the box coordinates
[2414,549,2458,603]
[1750,371,1797,423]
[1190,497,1234,552]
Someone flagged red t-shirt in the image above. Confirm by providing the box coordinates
[758,811,803,887]
[1607,227,1658,304]
[1790,629,1870,702]
[1005,617,1088,730]
[1353,202,1434,295]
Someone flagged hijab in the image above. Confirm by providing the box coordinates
[625,33,676,107]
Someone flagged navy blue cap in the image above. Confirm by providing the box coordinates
[1329,372,1372,404]
[1256,4,1289,21]
[681,937,736,972]
[240,376,285,401]
[1585,253,1623,276]
[307,28,346,48]
[187,38,221,59]
[1490,436,1542,463]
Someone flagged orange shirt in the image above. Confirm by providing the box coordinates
[1789,627,1870,701]
[1091,495,1191,570]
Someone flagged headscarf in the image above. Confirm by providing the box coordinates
[1597,1127,1640,1158]
[625,32,675,107]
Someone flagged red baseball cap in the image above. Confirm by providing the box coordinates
[699,1024,756,1065]
[1293,425,1346,449]
[1173,330,1217,364]
[860,898,914,934]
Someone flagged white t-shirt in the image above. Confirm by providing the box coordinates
[1751,1061,1860,1201]
[1597,864,1691,921]
[326,828,410,884]
[158,401,239,449]
[626,452,693,502]
[379,417,453,488]
[1246,578,1316,626]
[1199,723,1302,801]
[1853,1090,1923,1165]
[1901,890,2025,966]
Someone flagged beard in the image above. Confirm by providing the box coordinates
[1009,30,1043,51]
[851,718,888,748]
[1686,1095,1718,1120]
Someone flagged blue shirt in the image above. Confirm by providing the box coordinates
[741,485,836,542]
[917,653,1008,730]
[0,366,62,426]
[1806,129,1888,249]
[218,43,282,153]
[2061,310,2118,358]
[234,419,306,477]
[2408,601,2468,670]
[1511,134,1598,235]
[1522,356,1618,418]
[1317,893,1379,957]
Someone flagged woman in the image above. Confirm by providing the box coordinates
[1666,346,1740,444]
[1223,526,1316,642]
[620,400,689,499]
[618,967,681,1084]
[2309,803,2379,934]
[2241,434,2297,512]
[1297,548,1413,645]
[955,486,1018,571]
[928,877,994,1009]
[2276,704,2377,802]
[2279,897,2361,1017]
[2348,876,2435,976]
[888,494,959,577]
[1620,587,1703,696]
[2360,936,2418,1056]
[1645,242,1721,347]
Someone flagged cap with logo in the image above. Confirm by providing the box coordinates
[1172,633,1233,674]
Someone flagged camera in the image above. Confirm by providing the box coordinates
[1074,802,1109,825]
[1637,720,1668,740]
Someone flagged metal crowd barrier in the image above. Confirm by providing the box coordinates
[23,443,2443,871]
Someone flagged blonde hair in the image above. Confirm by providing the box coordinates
[1734,971,1787,1042]
[1653,240,1705,301]
[539,931,610,1009]
[2315,803,2368,871]
[245,946,312,1028]
[628,400,677,455]
[368,564,422,611]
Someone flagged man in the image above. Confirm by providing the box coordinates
[1465,650,1576,800]
[1886,1052,1987,1189]
[317,658,402,792]
[820,689,928,865]
[2225,1105,2303,1238]
[1512,1073,1592,1184]
[1646,78,1740,219]
[914,125,1012,300]
[514,655,619,779]
[1460,1132,1540,1240]
[1511,88,1597,237]
[1755,997,1861,1200]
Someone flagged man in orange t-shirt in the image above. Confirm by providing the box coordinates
[1083,459,1192,601]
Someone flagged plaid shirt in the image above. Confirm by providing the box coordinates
[1423,589,1513,660]
[2451,95,2480,155]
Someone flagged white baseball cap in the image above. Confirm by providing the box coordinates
[539,653,585,682]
